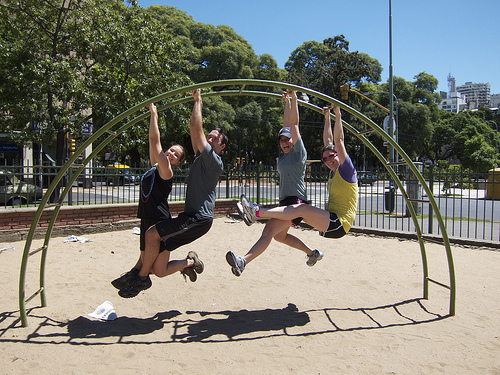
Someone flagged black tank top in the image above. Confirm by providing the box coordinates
[137,166,173,220]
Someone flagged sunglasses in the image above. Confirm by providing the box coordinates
[321,153,338,163]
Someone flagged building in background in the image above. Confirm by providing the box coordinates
[438,74,467,113]
[490,93,500,109]
[456,81,491,109]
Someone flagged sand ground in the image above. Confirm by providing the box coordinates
[1,216,499,374]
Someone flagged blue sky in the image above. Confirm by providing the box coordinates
[137,0,499,95]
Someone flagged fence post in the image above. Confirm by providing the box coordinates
[225,165,230,199]
[256,163,261,204]
[428,165,434,234]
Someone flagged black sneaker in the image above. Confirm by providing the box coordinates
[118,275,152,298]
[180,267,197,282]
[226,251,246,277]
[111,268,139,290]
[187,251,204,274]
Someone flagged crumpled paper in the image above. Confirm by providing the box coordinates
[0,243,14,254]
[63,235,91,243]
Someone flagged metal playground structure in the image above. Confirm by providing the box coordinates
[18,79,456,326]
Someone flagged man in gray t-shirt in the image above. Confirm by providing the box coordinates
[119,89,227,298]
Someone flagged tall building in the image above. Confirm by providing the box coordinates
[490,93,500,109]
[438,74,467,113]
[456,81,491,109]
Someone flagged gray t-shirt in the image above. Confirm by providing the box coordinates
[277,136,307,201]
[184,143,224,218]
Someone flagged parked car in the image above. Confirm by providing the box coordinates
[0,170,43,206]
[105,163,138,185]
[357,171,378,186]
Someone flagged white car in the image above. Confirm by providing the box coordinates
[0,170,43,206]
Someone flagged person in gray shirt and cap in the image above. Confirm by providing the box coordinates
[226,89,322,277]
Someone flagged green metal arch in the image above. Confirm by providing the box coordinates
[19,79,456,327]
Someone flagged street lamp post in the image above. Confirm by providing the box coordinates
[389,0,395,163]
[488,120,498,160]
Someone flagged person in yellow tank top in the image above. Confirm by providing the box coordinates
[237,103,358,241]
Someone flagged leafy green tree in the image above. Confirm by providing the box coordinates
[429,110,497,171]
[81,1,191,165]
[285,35,382,98]
[0,0,90,167]
[0,0,192,170]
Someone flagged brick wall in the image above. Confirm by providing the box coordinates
[0,199,238,242]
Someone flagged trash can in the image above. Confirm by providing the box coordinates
[486,168,500,199]
[406,162,423,215]
[385,186,395,212]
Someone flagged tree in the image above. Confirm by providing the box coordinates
[81,1,192,165]
[285,35,382,99]
[0,0,192,170]
[0,0,90,167]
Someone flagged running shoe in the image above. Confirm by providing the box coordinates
[118,275,152,298]
[240,194,259,224]
[180,267,197,282]
[111,267,139,290]
[306,249,324,267]
[226,251,246,277]
[237,202,253,226]
[187,251,204,274]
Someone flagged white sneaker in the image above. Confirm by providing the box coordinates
[240,194,259,224]
[306,249,324,267]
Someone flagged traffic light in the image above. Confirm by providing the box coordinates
[68,138,76,155]
[340,84,350,101]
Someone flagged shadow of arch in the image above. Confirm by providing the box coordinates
[18,79,456,327]
[1,300,449,345]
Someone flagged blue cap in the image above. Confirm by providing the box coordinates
[278,127,292,139]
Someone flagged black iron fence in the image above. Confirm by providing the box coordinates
[1,164,498,242]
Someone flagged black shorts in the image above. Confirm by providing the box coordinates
[319,211,346,239]
[140,218,168,253]
[155,212,213,252]
[279,196,310,226]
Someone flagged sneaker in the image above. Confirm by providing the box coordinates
[226,251,246,277]
[118,275,152,298]
[306,249,324,267]
[180,267,197,282]
[186,251,204,274]
[240,194,259,225]
[237,202,253,226]
[111,268,139,290]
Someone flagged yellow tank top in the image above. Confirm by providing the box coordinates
[326,171,358,233]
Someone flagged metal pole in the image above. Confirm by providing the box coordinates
[389,0,395,163]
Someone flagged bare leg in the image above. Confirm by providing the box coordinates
[259,204,331,233]
[139,225,163,278]
[243,218,314,265]
[243,219,289,263]
[151,251,195,278]
[274,228,314,256]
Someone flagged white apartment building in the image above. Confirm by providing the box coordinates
[490,93,500,109]
[438,74,468,113]
[456,81,491,109]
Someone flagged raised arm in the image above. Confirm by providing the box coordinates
[287,90,300,145]
[332,104,347,164]
[148,103,173,180]
[322,106,333,146]
[190,89,208,154]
